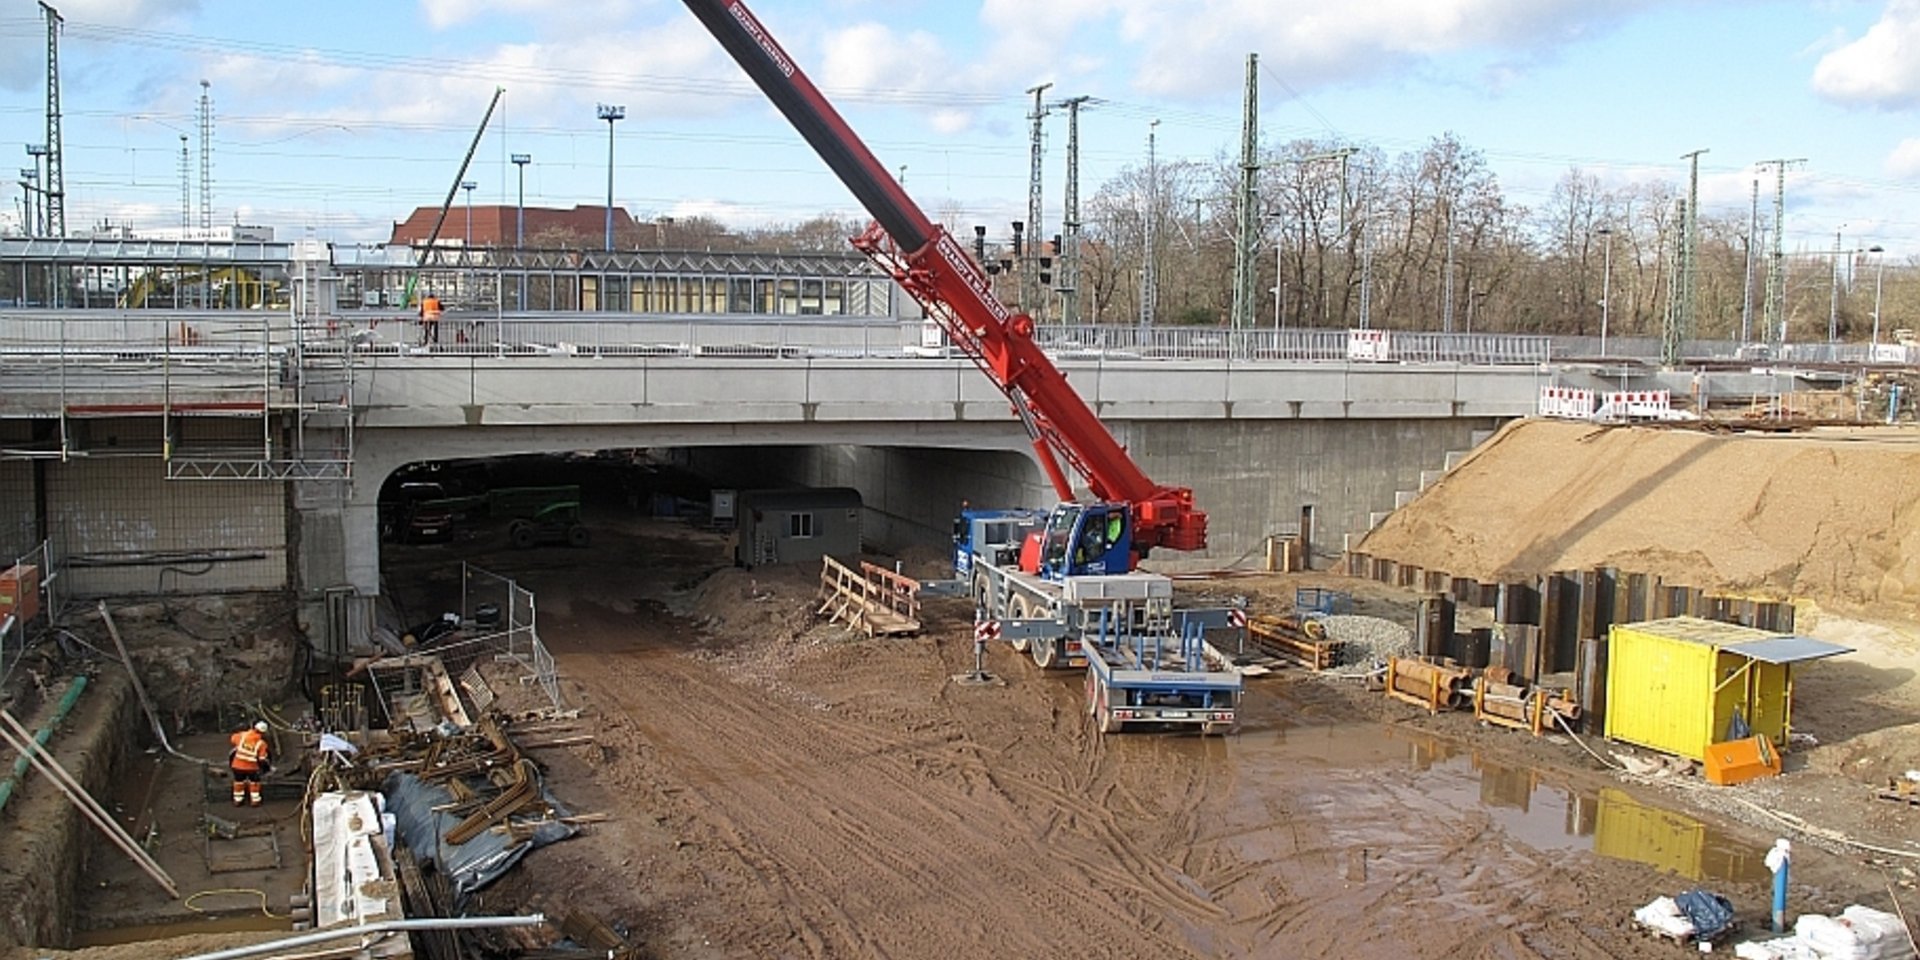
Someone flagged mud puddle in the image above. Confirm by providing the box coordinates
[1205,717,1767,886]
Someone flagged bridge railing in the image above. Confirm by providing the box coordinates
[0,309,1566,366]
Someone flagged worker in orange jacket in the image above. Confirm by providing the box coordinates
[229,721,272,807]
[418,292,443,346]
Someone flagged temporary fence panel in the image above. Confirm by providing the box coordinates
[1347,329,1392,362]
[1595,390,1674,421]
[459,561,562,712]
[1537,386,1597,420]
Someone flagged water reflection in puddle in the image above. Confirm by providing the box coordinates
[1224,719,1767,885]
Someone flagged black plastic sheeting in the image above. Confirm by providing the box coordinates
[383,770,576,901]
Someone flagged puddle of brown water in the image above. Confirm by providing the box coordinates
[1217,720,1768,886]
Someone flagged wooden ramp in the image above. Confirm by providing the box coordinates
[818,556,922,637]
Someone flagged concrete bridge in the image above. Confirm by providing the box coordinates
[326,318,1544,602]
[0,311,1545,644]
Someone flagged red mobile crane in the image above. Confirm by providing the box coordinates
[678,0,1207,565]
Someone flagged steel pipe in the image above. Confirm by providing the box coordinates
[179,914,549,960]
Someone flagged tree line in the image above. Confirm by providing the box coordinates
[1066,134,1908,343]
[529,132,1908,344]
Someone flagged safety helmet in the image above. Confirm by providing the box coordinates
[254,721,270,734]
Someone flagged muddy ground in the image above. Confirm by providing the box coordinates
[373,503,1912,960]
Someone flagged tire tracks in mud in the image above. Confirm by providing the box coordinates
[552,604,1214,959]
[543,571,1676,960]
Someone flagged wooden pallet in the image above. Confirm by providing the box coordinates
[1246,614,1345,670]
[1879,779,1920,806]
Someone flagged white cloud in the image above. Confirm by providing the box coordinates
[0,0,200,91]
[1113,0,1644,98]
[1812,0,1920,109]
[1887,137,1920,178]
[819,22,953,96]
[418,0,641,31]
[171,15,735,135]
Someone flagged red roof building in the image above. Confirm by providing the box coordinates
[389,204,639,247]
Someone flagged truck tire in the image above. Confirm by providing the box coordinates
[1031,634,1059,669]
[972,571,994,617]
[509,521,535,549]
[1007,593,1032,654]
[1201,722,1232,736]
[1098,704,1122,735]
[566,524,591,548]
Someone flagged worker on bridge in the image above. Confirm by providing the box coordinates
[418,291,444,346]
[228,720,272,807]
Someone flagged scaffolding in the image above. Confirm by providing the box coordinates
[0,237,355,481]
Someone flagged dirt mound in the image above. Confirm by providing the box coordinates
[1359,419,1920,616]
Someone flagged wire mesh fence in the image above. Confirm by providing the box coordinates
[458,562,561,712]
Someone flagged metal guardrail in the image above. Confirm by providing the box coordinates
[58,309,1920,368]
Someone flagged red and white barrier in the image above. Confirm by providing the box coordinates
[1347,329,1392,362]
[1537,386,1598,420]
[1595,390,1675,421]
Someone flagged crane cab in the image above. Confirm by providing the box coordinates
[1019,502,1132,580]
[951,508,1045,578]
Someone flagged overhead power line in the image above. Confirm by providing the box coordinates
[50,19,1018,109]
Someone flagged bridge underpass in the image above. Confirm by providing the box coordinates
[309,347,1535,609]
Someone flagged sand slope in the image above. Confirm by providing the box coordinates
[1358,418,1920,615]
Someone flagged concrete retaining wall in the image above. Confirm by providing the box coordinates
[0,419,288,596]
[687,445,1052,553]
[683,417,1499,570]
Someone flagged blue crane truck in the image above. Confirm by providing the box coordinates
[952,503,1244,735]
[677,0,1239,734]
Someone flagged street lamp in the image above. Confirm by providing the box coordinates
[510,153,530,249]
[1597,226,1613,355]
[596,103,626,252]
[460,180,478,247]
[1871,244,1887,347]
[25,144,47,235]
[17,168,37,237]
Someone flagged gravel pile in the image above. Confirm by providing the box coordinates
[1319,614,1413,666]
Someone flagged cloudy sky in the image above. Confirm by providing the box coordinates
[3,0,1920,254]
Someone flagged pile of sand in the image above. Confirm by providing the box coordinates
[1358,419,1920,616]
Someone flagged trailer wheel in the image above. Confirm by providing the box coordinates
[1031,635,1059,669]
[1007,593,1031,653]
[1084,670,1098,715]
[509,521,536,549]
[1097,705,1122,735]
[1201,722,1231,737]
[566,524,591,548]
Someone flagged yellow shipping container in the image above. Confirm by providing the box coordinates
[1603,617,1849,763]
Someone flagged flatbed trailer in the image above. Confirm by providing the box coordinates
[1082,636,1242,735]
[963,558,1244,734]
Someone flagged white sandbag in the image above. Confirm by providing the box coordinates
[1838,905,1911,960]
[1797,913,1869,960]
[1795,907,1915,960]
[1734,938,1819,960]
[1637,896,1697,939]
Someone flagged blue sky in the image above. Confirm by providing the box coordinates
[2,0,1919,255]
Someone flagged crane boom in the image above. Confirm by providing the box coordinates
[678,0,1206,557]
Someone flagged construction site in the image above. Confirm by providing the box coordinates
[7,2,1920,960]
